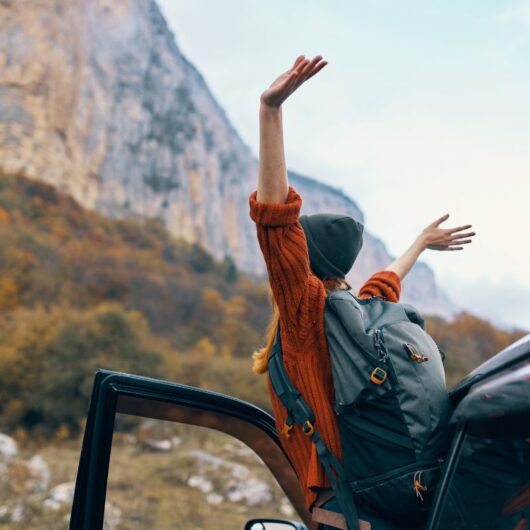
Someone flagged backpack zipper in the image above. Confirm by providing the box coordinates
[373,328,389,363]
[377,323,442,364]
[370,328,390,385]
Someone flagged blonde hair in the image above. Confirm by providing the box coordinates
[252,277,352,374]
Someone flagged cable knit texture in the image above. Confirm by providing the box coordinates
[249,186,402,509]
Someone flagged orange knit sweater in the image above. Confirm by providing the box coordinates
[249,186,401,510]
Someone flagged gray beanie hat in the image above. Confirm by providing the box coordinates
[299,213,364,280]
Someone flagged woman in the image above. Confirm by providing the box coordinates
[249,55,475,529]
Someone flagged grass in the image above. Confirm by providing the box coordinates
[1,420,300,530]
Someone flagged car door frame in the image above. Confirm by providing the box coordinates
[70,369,316,530]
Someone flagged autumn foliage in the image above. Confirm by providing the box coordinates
[0,174,525,435]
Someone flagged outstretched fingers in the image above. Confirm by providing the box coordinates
[447,224,473,234]
[290,55,327,89]
[449,238,473,245]
[298,55,323,80]
[433,213,450,227]
[449,231,475,240]
[305,59,328,81]
[282,58,308,91]
[273,56,308,94]
[280,58,310,94]
[291,55,306,70]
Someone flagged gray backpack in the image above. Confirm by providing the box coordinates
[269,291,452,530]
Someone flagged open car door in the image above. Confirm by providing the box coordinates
[69,369,318,530]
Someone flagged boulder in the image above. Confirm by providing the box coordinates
[26,454,51,492]
[43,481,75,511]
[0,434,18,469]
[103,502,122,530]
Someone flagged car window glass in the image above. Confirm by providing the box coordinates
[104,414,301,530]
[436,430,530,529]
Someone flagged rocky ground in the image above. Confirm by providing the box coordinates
[0,421,299,530]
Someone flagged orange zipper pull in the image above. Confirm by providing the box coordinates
[404,344,429,363]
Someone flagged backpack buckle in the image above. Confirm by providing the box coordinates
[282,417,294,438]
[302,420,315,436]
[282,422,294,438]
[370,367,387,385]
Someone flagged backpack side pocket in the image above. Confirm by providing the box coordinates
[351,461,443,526]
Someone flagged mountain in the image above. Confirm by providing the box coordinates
[0,0,452,316]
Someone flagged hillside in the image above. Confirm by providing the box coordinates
[0,0,451,316]
[0,173,273,433]
[0,174,525,436]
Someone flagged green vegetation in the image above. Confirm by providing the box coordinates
[0,173,525,436]
[0,304,162,433]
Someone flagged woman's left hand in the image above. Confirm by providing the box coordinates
[419,214,476,251]
[260,55,328,108]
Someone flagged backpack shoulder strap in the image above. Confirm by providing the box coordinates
[268,325,361,530]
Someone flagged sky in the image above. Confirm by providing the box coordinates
[158,0,530,330]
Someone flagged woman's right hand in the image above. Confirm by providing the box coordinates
[419,214,475,251]
[260,55,328,108]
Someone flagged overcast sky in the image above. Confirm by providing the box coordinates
[158,0,530,330]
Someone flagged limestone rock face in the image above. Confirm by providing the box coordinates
[0,0,452,316]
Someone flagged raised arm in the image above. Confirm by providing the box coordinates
[385,214,476,281]
[257,55,327,203]
[250,55,328,335]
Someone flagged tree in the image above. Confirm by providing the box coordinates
[0,304,163,434]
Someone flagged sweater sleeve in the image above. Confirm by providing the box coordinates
[249,187,318,340]
[358,270,401,302]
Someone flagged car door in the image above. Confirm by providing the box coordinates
[69,370,317,530]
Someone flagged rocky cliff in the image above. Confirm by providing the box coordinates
[0,0,452,316]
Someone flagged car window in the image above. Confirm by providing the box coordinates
[436,432,530,529]
[104,414,302,530]
[432,357,530,530]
